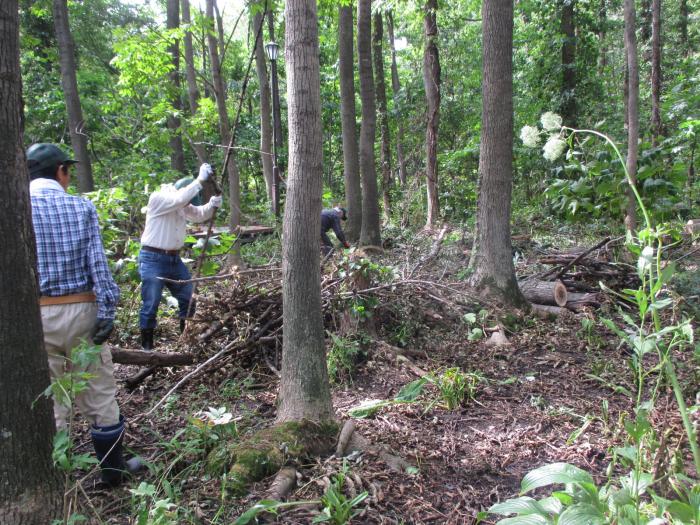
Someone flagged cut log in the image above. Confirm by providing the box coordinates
[111,347,195,366]
[565,292,601,312]
[519,279,568,307]
[531,304,564,318]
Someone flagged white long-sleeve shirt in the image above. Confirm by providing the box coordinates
[140,180,217,250]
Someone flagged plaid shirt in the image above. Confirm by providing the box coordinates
[30,178,120,319]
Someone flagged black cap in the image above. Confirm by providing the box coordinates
[26,143,77,175]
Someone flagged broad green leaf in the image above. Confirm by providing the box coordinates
[489,497,550,517]
[348,399,388,418]
[234,499,282,525]
[666,501,697,523]
[558,503,606,525]
[394,378,427,402]
[521,463,594,494]
[496,515,550,525]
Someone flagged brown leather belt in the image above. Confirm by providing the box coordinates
[142,245,180,256]
[40,291,96,306]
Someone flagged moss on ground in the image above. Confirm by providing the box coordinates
[206,419,339,495]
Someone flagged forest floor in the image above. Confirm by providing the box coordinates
[73,226,699,524]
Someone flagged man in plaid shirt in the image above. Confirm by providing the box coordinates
[29,143,138,486]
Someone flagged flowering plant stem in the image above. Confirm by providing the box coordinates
[563,126,700,475]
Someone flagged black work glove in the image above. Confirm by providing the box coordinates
[92,318,114,345]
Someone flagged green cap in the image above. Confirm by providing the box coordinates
[26,143,77,175]
[174,176,203,206]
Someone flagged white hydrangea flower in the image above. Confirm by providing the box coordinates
[540,111,563,131]
[542,135,567,162]
[520,125,540,148]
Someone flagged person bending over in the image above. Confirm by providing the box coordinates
[321,206,350,255]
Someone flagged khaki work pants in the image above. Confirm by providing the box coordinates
[40,301,120,430]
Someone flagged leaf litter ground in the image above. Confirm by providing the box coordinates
[75,230,696,524]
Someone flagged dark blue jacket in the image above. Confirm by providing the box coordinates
[321,208,347,245]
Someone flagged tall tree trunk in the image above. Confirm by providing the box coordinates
[214,1,225,62]
[182,0,208,164]
[650,0,662,144]
[278,0,333,423]
[0,2,63,521]
[423,0,440,228]
[598,0,607,71]
[338,2,362,241]
[641,0,652,47]
[386,10,408,185]
[167,0,185,172]
[52,0,93,192]
[357,0,382,246]
[267,11,283,156]
[468,0,526,308]
[560,0,576,126]
[679,0,689,56]
[253,8,274,204]
[206,0,241,261]
[624,0,639,232]
[373,11,392,219]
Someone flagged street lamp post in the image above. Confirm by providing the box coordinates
[265,41,281,217]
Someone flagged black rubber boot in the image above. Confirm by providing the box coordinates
[91,416,142,486]
[140,329,154,351]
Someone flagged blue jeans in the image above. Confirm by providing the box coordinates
[138,250,194,329]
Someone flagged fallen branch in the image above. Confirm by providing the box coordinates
[266,467,297,502]
[335,420,356,458]
[111,347,195,366]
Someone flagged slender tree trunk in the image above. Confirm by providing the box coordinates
[268,11,283,155]
[560,0,576,126]
[423,0,440,229]
[206,0,241,260]
[167,0,185,172]
[52,0,93,192]
[624,0,639,231]
[182,0,208,164]
[253,9,274,204]
[357,0,382,246]
[386,10,408,185]
[641,0,652,48]
[650,0,662,144]
[278,0,333,423]
[468,0,526,308]
[0,2,63,521]
[338,2,362,241]
[679,0,689,56]
[598,0,607,71]
[373,11,392,220]
[214,1,225,62]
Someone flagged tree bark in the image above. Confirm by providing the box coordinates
[167,0,186,172]
[468,0,527,309]
[278,0,334,423]
[386,10,408,186]
[679,0,689,56]
[560,0,576,126]
[423,0,440,229]
[52,0,94,192]
[182,0,208,164]
[338,3,362,241]
[373,11,392,220]
[650,0,662,144]
[252,9,274,204]
[206,0,241,262]
[624,0,639,232]
[357,0,382,246]
[267,11,283,155]
[0,2,63,520]
[597,0,607,71]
